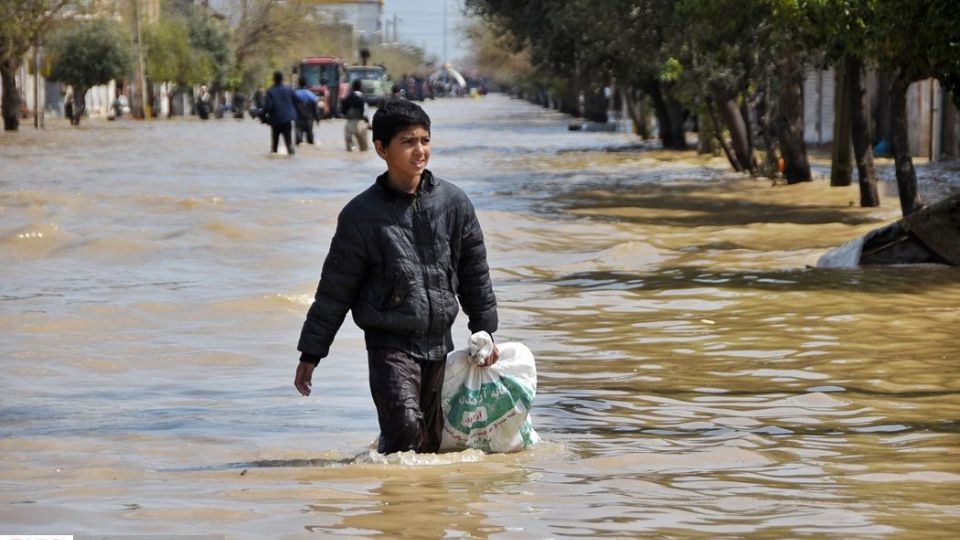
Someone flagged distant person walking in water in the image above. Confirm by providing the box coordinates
[341,79,369,152]
[294,99,500,454]
[196,85,212,120]
[294,76,320,146]
[263,71,300,155]
[250,86,267,122]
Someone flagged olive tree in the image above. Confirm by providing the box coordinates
[142,2,232,116]
[47,18,133,125]
[867,0,960,215]
[143,19,198,87]
[0,0,73,131]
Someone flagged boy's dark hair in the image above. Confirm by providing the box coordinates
[351,79,362,92]
[273,71,283,84]
[298,76,308,88]
[372,99,431,146]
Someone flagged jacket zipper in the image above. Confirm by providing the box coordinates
[412,191,433,333]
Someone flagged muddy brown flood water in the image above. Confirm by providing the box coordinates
[1,95,959,538]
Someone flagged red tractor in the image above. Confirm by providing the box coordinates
[294,56,351,118]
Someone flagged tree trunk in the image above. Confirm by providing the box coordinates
[583,88,608,123]
[623,88,653,139]
[831,61,853,186]
[665,95,687,150]
[559,84,578,116]
[741,100,757,166]
[71,86,87,126]
[756,78,781,177]
[705,95,742,171]
[623,89,642,138]
[846,55,880,207]
[890,73,922,216]
[776,56,812,183]
[714,92,755,173]
[1,58,21,131]
[696,97,718,155]
[646,81,687,150]
[147,80,157,119]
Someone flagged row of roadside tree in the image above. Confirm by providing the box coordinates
[464,0,960,216]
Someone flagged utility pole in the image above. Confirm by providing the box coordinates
[392,14,398,42]
[442,0,448,65]
[33,34,41,129]
[133,0,149,119]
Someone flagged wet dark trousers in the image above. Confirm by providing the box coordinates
[271,122,293,154]
[368,348,446,454]
[295,119,314,145]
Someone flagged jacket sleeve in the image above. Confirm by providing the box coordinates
[297,213,368,363]
[263,90,274,116]
[457,199,498,335]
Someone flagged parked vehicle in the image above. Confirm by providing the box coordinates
[294,56,351,117]
[346,65,391,106]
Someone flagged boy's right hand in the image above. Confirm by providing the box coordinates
[295,361,316,396]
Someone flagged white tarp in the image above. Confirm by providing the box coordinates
[429,65,467,88]
[817,236,865,267]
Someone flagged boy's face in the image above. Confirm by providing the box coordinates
[375,125,431,180]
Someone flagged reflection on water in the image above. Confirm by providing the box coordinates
[2,95,959,537]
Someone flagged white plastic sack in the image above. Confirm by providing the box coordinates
[817,235,865,267]
[440,332,541,453]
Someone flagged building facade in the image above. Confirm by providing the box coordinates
[310,0,384,44]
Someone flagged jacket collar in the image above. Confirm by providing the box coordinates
[376,169,436,201]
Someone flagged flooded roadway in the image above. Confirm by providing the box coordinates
[2,95,959,537]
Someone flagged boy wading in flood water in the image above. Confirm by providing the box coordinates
[294,100,500,454]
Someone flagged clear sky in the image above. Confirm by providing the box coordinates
[383,0,473,65]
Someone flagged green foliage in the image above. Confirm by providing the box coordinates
[801,0,870,64]
[461,18,535,87]
[683,0,774,95]
[0,1,73,62]
[660,57,683,83]
[799,0,959,108]
[232,0,321,90]
[182,4,232,87]
[143,2,232,88]
[867,0,932,80]
[143,19,197,85]
[867,0,960,86]
[466,0,674,89]
[467,0,960,184]
[468,0,960,102]
[921,1,960,108]
[47,18,133,89]
[369,43,432,79]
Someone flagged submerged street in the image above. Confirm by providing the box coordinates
[2,95,959,537]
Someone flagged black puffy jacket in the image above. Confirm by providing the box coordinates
[298,170,498,363]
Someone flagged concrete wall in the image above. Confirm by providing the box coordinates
[802,67,959,161]
[803,66,835,145]
[907,78,936,158]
